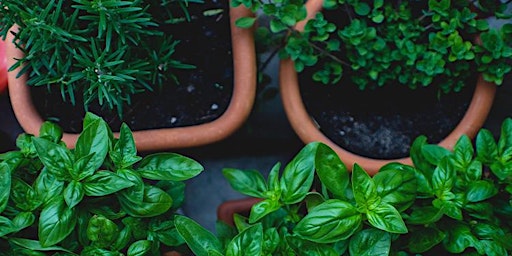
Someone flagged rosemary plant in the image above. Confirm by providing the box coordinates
[0,0,200,116]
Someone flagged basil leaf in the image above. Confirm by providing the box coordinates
[39,121,63,143]
[83,171,134,196]
[0,216,14,236]
[117,168,144,203]
[498,118,512,160]
[111,123,142,169]
[174,215,222,256]
[352,164,379,211]
[349,228,391,256]
[452,135,474,169]
[119,185,173,217]
[9,238,73,253]
[249,199,281,223]
[267,162,281,192]
[157,180,186,210]
[0,163,11,213]
[87,215,119,248]
[39,197,77,246]
[280,142,318,204]
[315,143,349,198]
[294,199,362,243]
[408,227,445,253]
[410,136,435,175]
[374,163,416,212]
[476,129,498,163]
[12,212,36,232]
[11,178,42,212]
[226,224,263,256]
[406,206,444,225]
[223,168,267,198]
[137,153,203,181]
[74,117,109,178]
[286,235,339,256]
[466,180,498,202]
[465,160,483,182]
[235,17,256,28]
[64,180,84,208]
[432,158,456,196]
[433,199,463,220]
[421,144,452,165]
[32,137,73,180]
[366,202,407,234]
[34,168,65,204]
[127,240,152,256]
[442,222,478,253]
[111,226,132,251]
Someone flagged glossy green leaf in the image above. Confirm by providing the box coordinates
[34,168,65,204]
[294,199,362,243]
[466,180,498,202]
[0,163,11,213]
[442,222,478,253]
[223,168,267,198]
[74,116,109,179]
[111,123,141,169]
[38,197,77,246]
[157,180,186,210]
[11,178,42,212]
[12,212,35,232]
[366,202,407,233]
[119,185,173,217]
[349,228,390,256]
[83,171,134,196]
[175,215,222,256]
[374,163,417,212]
[406,205,444,225]
[267,162,280,192]
[64,180,84,208]
[9,238,73,253]
[39,121,63,143]
[408,227,445,253]
[352,164,379,212]
[476,129,498,163]
[117,168,144,203]
[87,215,119,248]
[226,224,263,256]
[410,136,435,178]
[354,2,371,16]
[498,118,512,160]
[127,240,152,256]
[433,198,463,220]
[286,235,339,256]
[32,137,73,180]
[432,158,456,195]
[249,199,281,223]
[235,17,256,28]
[137,153,203,181]
[280,142,318,204]
[315,143,349,198]
[452,135,474,169]
[421,144,452,165]
[0,216,14,236]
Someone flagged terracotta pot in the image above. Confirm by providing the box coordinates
[5,4,257,151]
[217,197,261,226]
[280,0,497,175]
[0,39,7,94]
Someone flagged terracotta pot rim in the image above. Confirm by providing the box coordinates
[280,0,497,175]
[6,3,257,151]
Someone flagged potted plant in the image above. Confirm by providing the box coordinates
[176,119,511,255]
[0,112,204,255]
[1,0,257,151]
[234,0,512,174]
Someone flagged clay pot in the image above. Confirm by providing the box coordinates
[217,197,261,226]
[279,0,497,175]
[5,4,257,151]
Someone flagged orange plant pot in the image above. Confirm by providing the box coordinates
[6,4,257,152]
[280,0,497,175]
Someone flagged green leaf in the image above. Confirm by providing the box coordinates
[354,2,371,16]
[223,168,267,198]
[352,164,379,212]
[498,118,512,159]
[64,180,84,208]
[39,121,63,143]
[315,143,349,198]
[39,197,78,247]
[410,136,435,177]
[432,158,456,195]
[83,171,134,196]
[374,163,417,212]
[111,123,142,169]
[406,206,444,225]
[174,215,222,256]
[294,200,363,243]
[127,240,152,256]
[137,153,204,181]
[0,216,14,236]
[0,163,11,213]
[366,203,407,234]
[119,185,173,217]
[235,17,256,28]
[226,224,263,256]
[466,180,498,202]
[87,215,119,248]
[34,169,65,204]
[280,142,318,204]
[249,199,281,223]
[286,235,339,255]
[267,162,280,192]
[74,116,109,179]
[476,129,498,163]
[408,227,445,253]
[9,238,73,253]
[32,137,73,180]
[349,228,391,256]
[442,222,477,253]
[12,212,36,232]
[422,144,452,165]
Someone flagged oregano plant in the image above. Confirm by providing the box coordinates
[0,113,204,255]
[233,0,512,93]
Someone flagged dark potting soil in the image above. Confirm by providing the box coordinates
[300,74,475,160]
[31,0,233,133]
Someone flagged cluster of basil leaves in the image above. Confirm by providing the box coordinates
[233,0,512,93]
[0,113,203,255]
[175,119,512,255]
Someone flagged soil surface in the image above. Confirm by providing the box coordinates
[31,0,233,133]
[300,74,475,160]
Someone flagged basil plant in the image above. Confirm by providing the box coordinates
[175,119,512,255]
[0,113,203,255]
